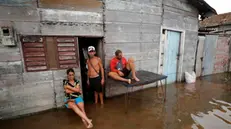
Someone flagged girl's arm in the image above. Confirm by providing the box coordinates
[64,85,80,93]
[75,84,82,94]
[65,88,73,94]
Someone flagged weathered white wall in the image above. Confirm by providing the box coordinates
[104,0,163,97]
[0,0,103,119]
[105,0,199,96]
[0,0,200,119]
[40,9,103,36]
[196,36,205,77]
[0,68,81,119]
[162,0,199,80]
[0,0,104,36]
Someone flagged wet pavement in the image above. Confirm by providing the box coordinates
[1,73,231,129]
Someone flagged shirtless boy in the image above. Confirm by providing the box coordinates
[86,46,105,105]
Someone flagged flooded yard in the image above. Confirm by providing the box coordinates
[0,73,231,129]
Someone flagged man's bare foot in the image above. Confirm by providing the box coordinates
[127,79,131,84]
[134,77,140,82]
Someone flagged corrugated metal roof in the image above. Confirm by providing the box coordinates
[200,12,231,27]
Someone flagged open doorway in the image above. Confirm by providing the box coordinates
[78,37,104,103]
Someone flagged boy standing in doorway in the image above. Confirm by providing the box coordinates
[86,46,105,105]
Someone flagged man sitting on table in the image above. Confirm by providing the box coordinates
[108,49,140,84]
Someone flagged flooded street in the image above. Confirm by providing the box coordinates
[1,73,231,129]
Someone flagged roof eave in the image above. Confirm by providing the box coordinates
[187,0,217,19]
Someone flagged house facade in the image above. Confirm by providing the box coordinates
[200,12,231,34]
[196,12,231,77]
[0,0,215,119]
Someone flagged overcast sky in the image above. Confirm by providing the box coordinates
[204,0,231,14]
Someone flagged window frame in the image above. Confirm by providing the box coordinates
[21,36,79,72]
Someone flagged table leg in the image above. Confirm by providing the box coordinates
[125,87,129,114]
[108,84,111,97]
[160,80,163,90]
[159,80,164,102]
[156,81,159,99]
[164,78,167,102]
[129,86,133,105]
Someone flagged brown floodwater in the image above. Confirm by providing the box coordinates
[0,73,231,129]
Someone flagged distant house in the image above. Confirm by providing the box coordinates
[200,12,231,34]
[195,12,231,77]
[0,0,216,119]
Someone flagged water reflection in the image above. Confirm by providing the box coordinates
[191,99,231,129]
[185,83,197,95]
[0,73,231,129]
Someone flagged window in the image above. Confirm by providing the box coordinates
[2,27,10,36]
[21,36,79,72]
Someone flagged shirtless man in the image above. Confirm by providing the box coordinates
[86,46,105,105]
[108,49,140,84]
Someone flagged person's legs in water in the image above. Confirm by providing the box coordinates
[99,92,104,105]
[94,91,104,105]
[75,98,92,127]
[108,72,131,84]
[94,91,98,104]
[90,76,105,104]
[68,101,93,128]
[94,92,103,105]
[126,57,140,81]
[89,77,99,104]
[97,77,104,105]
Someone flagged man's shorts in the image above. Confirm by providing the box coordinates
[121,68,131,78]
[89,76,103,93]
[64,96,84,108]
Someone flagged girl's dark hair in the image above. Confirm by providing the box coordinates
[115,49,122,56]
[66,68,75,75]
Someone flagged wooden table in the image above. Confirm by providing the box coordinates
[106,70,168,113]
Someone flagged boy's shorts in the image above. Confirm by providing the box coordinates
[64,96,84,108]
[89,76,103,93]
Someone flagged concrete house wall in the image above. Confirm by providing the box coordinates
[104,0,163,96]
[162,0,198,77]
[198,12,231,76]
[0,0,103,119]
[0,0,199,119]
[104,0,199,96]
